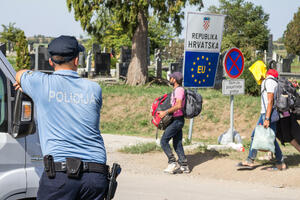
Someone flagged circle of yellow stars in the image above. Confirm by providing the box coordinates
[191,56,212,84]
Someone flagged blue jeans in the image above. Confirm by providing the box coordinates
[160,117,187,166]
[37,171,108,200]
[247,114,283,164]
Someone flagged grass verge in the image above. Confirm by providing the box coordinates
[119,142,162,154]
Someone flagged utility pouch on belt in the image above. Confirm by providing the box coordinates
[106,163,121,200]
[66,157,82,178]
[43,155,55,178]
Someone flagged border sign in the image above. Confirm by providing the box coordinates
[183,12,225,88]
[223,48,244,79]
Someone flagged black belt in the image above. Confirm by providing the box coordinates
[54,161,109,174]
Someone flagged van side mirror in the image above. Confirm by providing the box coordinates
[12,90,36,138]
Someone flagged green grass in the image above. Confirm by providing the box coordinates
[119,142,161,154]
[291,56,300,73]
[100,83,173,97]
[119,138,198,154]
[183,138,192,145]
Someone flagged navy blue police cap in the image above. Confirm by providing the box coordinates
[48,35,85,64]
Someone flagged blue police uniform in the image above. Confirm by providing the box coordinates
[19,35,109,200]
[21,70,108,199]
[21,70,106,164]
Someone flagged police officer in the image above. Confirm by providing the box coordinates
[14,35,108,199]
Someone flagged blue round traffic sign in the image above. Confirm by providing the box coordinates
[223,48,244,79]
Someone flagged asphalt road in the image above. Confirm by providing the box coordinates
[114,172,300,200]
[102,134,300,200]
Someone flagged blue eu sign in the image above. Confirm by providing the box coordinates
[183,51,220,87]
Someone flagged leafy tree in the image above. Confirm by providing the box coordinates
[162,39,184,63]
[276,37,284,44]
[0,23,30,70]
[148,16,177,55]
[0,23,22,51]
[208,0,269,60]
[15,31,30,71]
[284,7,300,56]
[67,0,203,85]
[98,11,132,55]
[97,15,177,56]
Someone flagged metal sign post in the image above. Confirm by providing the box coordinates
[230,95,234,141]
[219,94,239,144]
[183,12,225,142]
[187,89,198,142]
[218,48,245,145]
[188,118,194,141]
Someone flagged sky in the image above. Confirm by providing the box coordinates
[0,0,299,41]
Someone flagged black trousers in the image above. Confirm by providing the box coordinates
[160,117,187,165]
[276,114,300,145]
[37,171,108,200]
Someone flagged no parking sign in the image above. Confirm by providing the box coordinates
[222,48,245,95]
[223,48,244,79]
[219,48,245,144]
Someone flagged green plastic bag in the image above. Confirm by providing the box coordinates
[252,125,275,153]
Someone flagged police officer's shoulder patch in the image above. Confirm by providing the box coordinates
[27,71,33,75]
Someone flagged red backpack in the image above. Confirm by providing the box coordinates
[151,93,173,130]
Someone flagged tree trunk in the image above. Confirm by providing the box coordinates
[126,10,148,86]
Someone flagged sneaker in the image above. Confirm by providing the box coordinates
[164,162,178,174]
[173,165,190,174]
[179,165,190,173]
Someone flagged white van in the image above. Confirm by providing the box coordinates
[0,52,42,200]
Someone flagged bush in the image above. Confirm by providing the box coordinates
[240,61,261,96]
[15,31,30,71]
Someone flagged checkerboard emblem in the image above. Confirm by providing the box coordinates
[203,17,210,31]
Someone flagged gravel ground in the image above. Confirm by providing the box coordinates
[103,134,156,153]
[102,133,300,200]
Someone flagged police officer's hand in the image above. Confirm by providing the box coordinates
[158,111,167,119]
[13,82,23,92]
[263,119,270,128]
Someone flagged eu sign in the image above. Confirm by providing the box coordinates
[183,51,219,87]
[183,12,225,88]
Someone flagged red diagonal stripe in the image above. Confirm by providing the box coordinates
[228,54,241,73]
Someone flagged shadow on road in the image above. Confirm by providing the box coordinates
[284,154,300,167]
[236,162,271,171]
[186,149,229,171]
[236,154,300,171]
